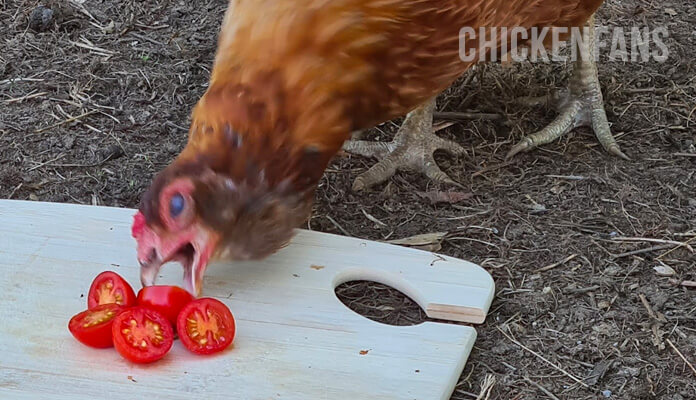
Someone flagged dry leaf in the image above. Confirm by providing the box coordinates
[359,350,369,355]
[386,232,448,246]
[529,203,547,213]
[653,265,675,277]
[664,8,677,16]
[310,265,325,270]
[417,191,473,204]
[411,243,442,252]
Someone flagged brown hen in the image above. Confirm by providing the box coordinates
[133,0,625,295]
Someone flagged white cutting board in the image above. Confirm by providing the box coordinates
[0,200,494,400]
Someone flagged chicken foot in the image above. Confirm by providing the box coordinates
[506,15,629,160]
[344,98,465,191]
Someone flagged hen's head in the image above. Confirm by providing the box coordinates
[132,65,350,296]
[132,151,320,296]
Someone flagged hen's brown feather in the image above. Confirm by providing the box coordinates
[142,0,603,255]
[180,0,603,183]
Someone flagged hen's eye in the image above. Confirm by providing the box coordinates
[169,193,185,218]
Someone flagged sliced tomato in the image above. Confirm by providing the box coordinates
[88,271,136,309]
[177,298,236,355]
[136,285,194,326]
[68,303,122,348]
[112,307,174,363]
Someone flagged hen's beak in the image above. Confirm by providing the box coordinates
[132,212,217,296]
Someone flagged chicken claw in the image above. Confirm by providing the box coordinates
[507,15,629,161]
[344,98,465,191]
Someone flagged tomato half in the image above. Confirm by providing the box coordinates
[136,285,194,326]
[177,298,236,355]
[88,271,136,309]
[112,307,174,363]
[68,303,122,348]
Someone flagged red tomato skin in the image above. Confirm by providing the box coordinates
[68,304,123,348]
[87,271,137,309]
[112,307,174,364]
[136,285,194,326]
[177,298,236,355]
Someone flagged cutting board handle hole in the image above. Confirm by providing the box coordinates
[335,280,426,326]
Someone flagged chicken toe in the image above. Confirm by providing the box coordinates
[344,98,465,191]
[506,15,629,161]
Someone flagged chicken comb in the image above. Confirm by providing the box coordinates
[131,211,146,238]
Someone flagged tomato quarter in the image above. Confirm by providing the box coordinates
[112,307,174,363]
[136,285,194,326]
[88,271,136,309]
[177,298,236,355]
[68,303,122,348]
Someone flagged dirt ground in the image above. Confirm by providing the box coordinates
[1,0,695,398]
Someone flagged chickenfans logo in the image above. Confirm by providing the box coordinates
[459,26,669,63]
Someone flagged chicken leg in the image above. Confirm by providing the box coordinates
[506,15,629,160]
[343,98,465,191]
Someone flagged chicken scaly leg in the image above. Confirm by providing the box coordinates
[506,15,628,160]
[344,98,465,191]
[346,15,626,191]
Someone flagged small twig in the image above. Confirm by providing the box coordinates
[612,244,674,259]
[68,0,100,22]
[658,236,696,260]
[674,153,696,157]
[68,38,115,56]
[360,208,387,227]
[434,111,503,121]
[454,389,479,399]
[673,231,696,238]
[497,327,589,388]
[566,285,600,295]
[134,22,171,31]
[535,254,577,272]
[522,376,560,400]
[545,175,586,181]
[4,91,48,104]
[666,339,696,377]
[8,183,22,199]
[471,161,515,177]
[27,154,66,172]
[128,32,166,46]
[164,121,188,132]
[34,110,98,133]
[475,374,496,400]
[638,294,660,321]
[0,77,44,85]
[326,215,352,237]
[669,279,696,288]
[612,237,694,253]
